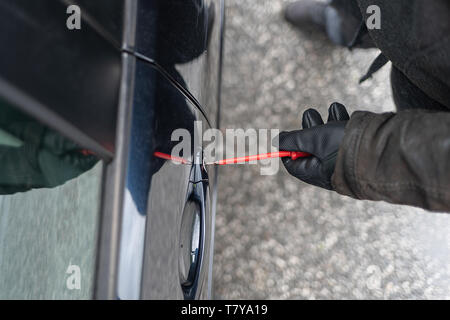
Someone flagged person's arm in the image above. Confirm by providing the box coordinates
[0,127,98,195]
[275,103,450,212]
[0,145,46,194]
[333,109,450,212]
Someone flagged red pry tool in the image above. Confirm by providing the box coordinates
[154,151,311,165]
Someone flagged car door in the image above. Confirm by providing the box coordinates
[0,0,224,300]
[116,60,213,299]
[114,0,224,300]
[0,0,120,299]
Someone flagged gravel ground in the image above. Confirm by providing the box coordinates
[213,0,450,299]
[0,163,102,299]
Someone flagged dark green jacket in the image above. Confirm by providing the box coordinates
[0,101,97,195]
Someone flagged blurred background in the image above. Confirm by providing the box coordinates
[213,0,450,299]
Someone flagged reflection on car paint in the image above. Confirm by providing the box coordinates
[117,189,146,300]
[134,0,220,122]
[0,100,102,299]
[0,98,99,195]
[117,0,221,300]
[117,62,197,299]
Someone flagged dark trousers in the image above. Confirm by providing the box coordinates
[330,0,448,112]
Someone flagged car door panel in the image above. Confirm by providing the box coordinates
[0,0,121,158]
[131,0,223,127]
[61,0,125,47]
[0,0,224,300]
[116,57,213,299]
[114,0,223,300]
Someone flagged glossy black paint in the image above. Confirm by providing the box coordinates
[116,59,215,299]
[116,60,200,299]
[0,0,121,157]
[0,0,224,300]
[135,0,209,66]
[180,159,209,299]
[115,0,223,300]
[64,0,124,47]
[132,0,222,125]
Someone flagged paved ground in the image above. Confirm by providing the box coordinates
[0,164,102,299]
[213,0,450,299]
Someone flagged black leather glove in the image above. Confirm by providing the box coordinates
[274,102,350,190]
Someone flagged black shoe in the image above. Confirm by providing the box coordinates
[284,0,375,48]
[284,0,329,32]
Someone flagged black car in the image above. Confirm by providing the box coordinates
[0,0,224,299]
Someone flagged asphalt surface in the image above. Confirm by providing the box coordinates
[213,0,450,299]
[0,164,102,299]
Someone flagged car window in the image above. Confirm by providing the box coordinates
[0,99,103,299]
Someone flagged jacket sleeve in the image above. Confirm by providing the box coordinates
[0,145,46,195]
[332,110,450,212]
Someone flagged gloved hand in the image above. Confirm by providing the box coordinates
[274,102,350,190]
[39,128,98,187]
